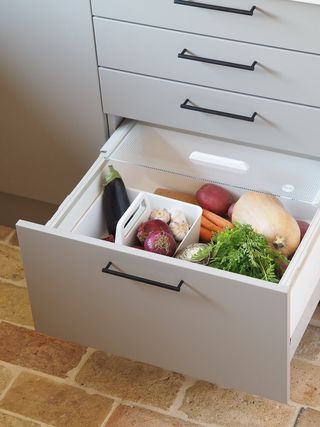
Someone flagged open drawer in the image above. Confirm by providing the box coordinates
[17,120,320,403]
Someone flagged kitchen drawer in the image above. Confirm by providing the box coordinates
[94,18,320,107]
[91,0,320,54]
[17,121,320,403]
[99,68,320,158]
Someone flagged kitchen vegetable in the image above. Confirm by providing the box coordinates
[149,208,171,223]
[227,203,235,219]
[200,226,214,243]
[154,188,198,205]
[193,223,289,283]
[169,209,188,224]
[203,209,234,230]
[201,215,223,233]
[169,220,189,241]
[296,220,309,241]
[144,230,177,256]
[137,219,172,244]
[196,183,234,215]
[175,243,208,262]
[231,192,300,257]
[103,165,130,237]
[102,234,115,243]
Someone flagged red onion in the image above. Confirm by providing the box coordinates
[296,220,309,241]
[137,219,171,244]
[144,231,177,256]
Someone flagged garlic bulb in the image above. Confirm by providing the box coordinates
[149,208,171,223]
[169,209,188,224]
[232,191,301,257]
[169,220,189,241]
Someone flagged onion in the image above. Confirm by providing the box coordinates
[144,231,177,256]
[231,192,300,257]
[137,219,171,244]
[296,220,309,242]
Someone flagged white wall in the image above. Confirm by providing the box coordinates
[0,0,107,205]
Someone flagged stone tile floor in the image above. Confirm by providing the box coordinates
[0,224,320,426]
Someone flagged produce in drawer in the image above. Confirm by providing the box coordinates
[137,219,171,244]
[296,220,309,242]
[149,208,171,223]
[196,183,234,215]
[102,165,130,237]
[192,223,289,284]
[176,243,208,263]
[200,210,234,242]
[168,209,190,241]
[144,230,177,256]
[231,192,300,257]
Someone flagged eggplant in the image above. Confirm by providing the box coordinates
[103,165,130,236]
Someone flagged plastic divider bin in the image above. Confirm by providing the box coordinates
[115,191,202,254]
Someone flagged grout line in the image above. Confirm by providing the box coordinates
[293,355,320,367]
[0,365,20,401]
[168,376,196,416]
[0,408,45,426]
[0,277,27,288]
[0,319,34,331]
[99,400,121,426]
[292,407,304,427]
[66,347,96,381]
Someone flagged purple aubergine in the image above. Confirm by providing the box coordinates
[103,165,130,237]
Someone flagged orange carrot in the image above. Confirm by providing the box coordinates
[199,226,214,243]
[201,215,223,233]
[202,209,234,230]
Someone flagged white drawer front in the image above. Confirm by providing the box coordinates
[92,0,320,54]
[16,121,320,403]
[94,18,320,108]
[99,68,320,158]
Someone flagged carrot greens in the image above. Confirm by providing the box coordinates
[192,223,289,283]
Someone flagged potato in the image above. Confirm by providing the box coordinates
[196,184,234,215]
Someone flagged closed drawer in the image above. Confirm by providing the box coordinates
[99,68,320,158]
[92,0,320,54]
[94,18,320,107]
[17,121,320,403]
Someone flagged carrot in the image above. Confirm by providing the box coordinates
[201,215,223,233]
[199,226,214,243]
[154,188,199,205]
[202,209,234,229]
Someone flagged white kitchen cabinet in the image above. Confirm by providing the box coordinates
[16,0,320,403]
[0,0,107,205]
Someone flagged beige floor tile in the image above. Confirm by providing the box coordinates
[180,381,296,427]
[0,364,13,394]
[291,359,320,407]
[106,405,199,427]
[75,351,184,409]
[295,325,320,362]
[311,306,320,328]
[0,372,113,427]
[295,408,320,426]
[9,231,19,247]
[0,322,86,377]
[0,411,40,427]
[0,244,24,281]
[0,226,13,241]
[0,280,33,327]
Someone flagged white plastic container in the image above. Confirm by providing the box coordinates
[115,190,202,254]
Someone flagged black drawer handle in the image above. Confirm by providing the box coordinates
[178,49,257,71]
[102,262,184,292]
[180,99,257,122]
[174,0,256,15]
